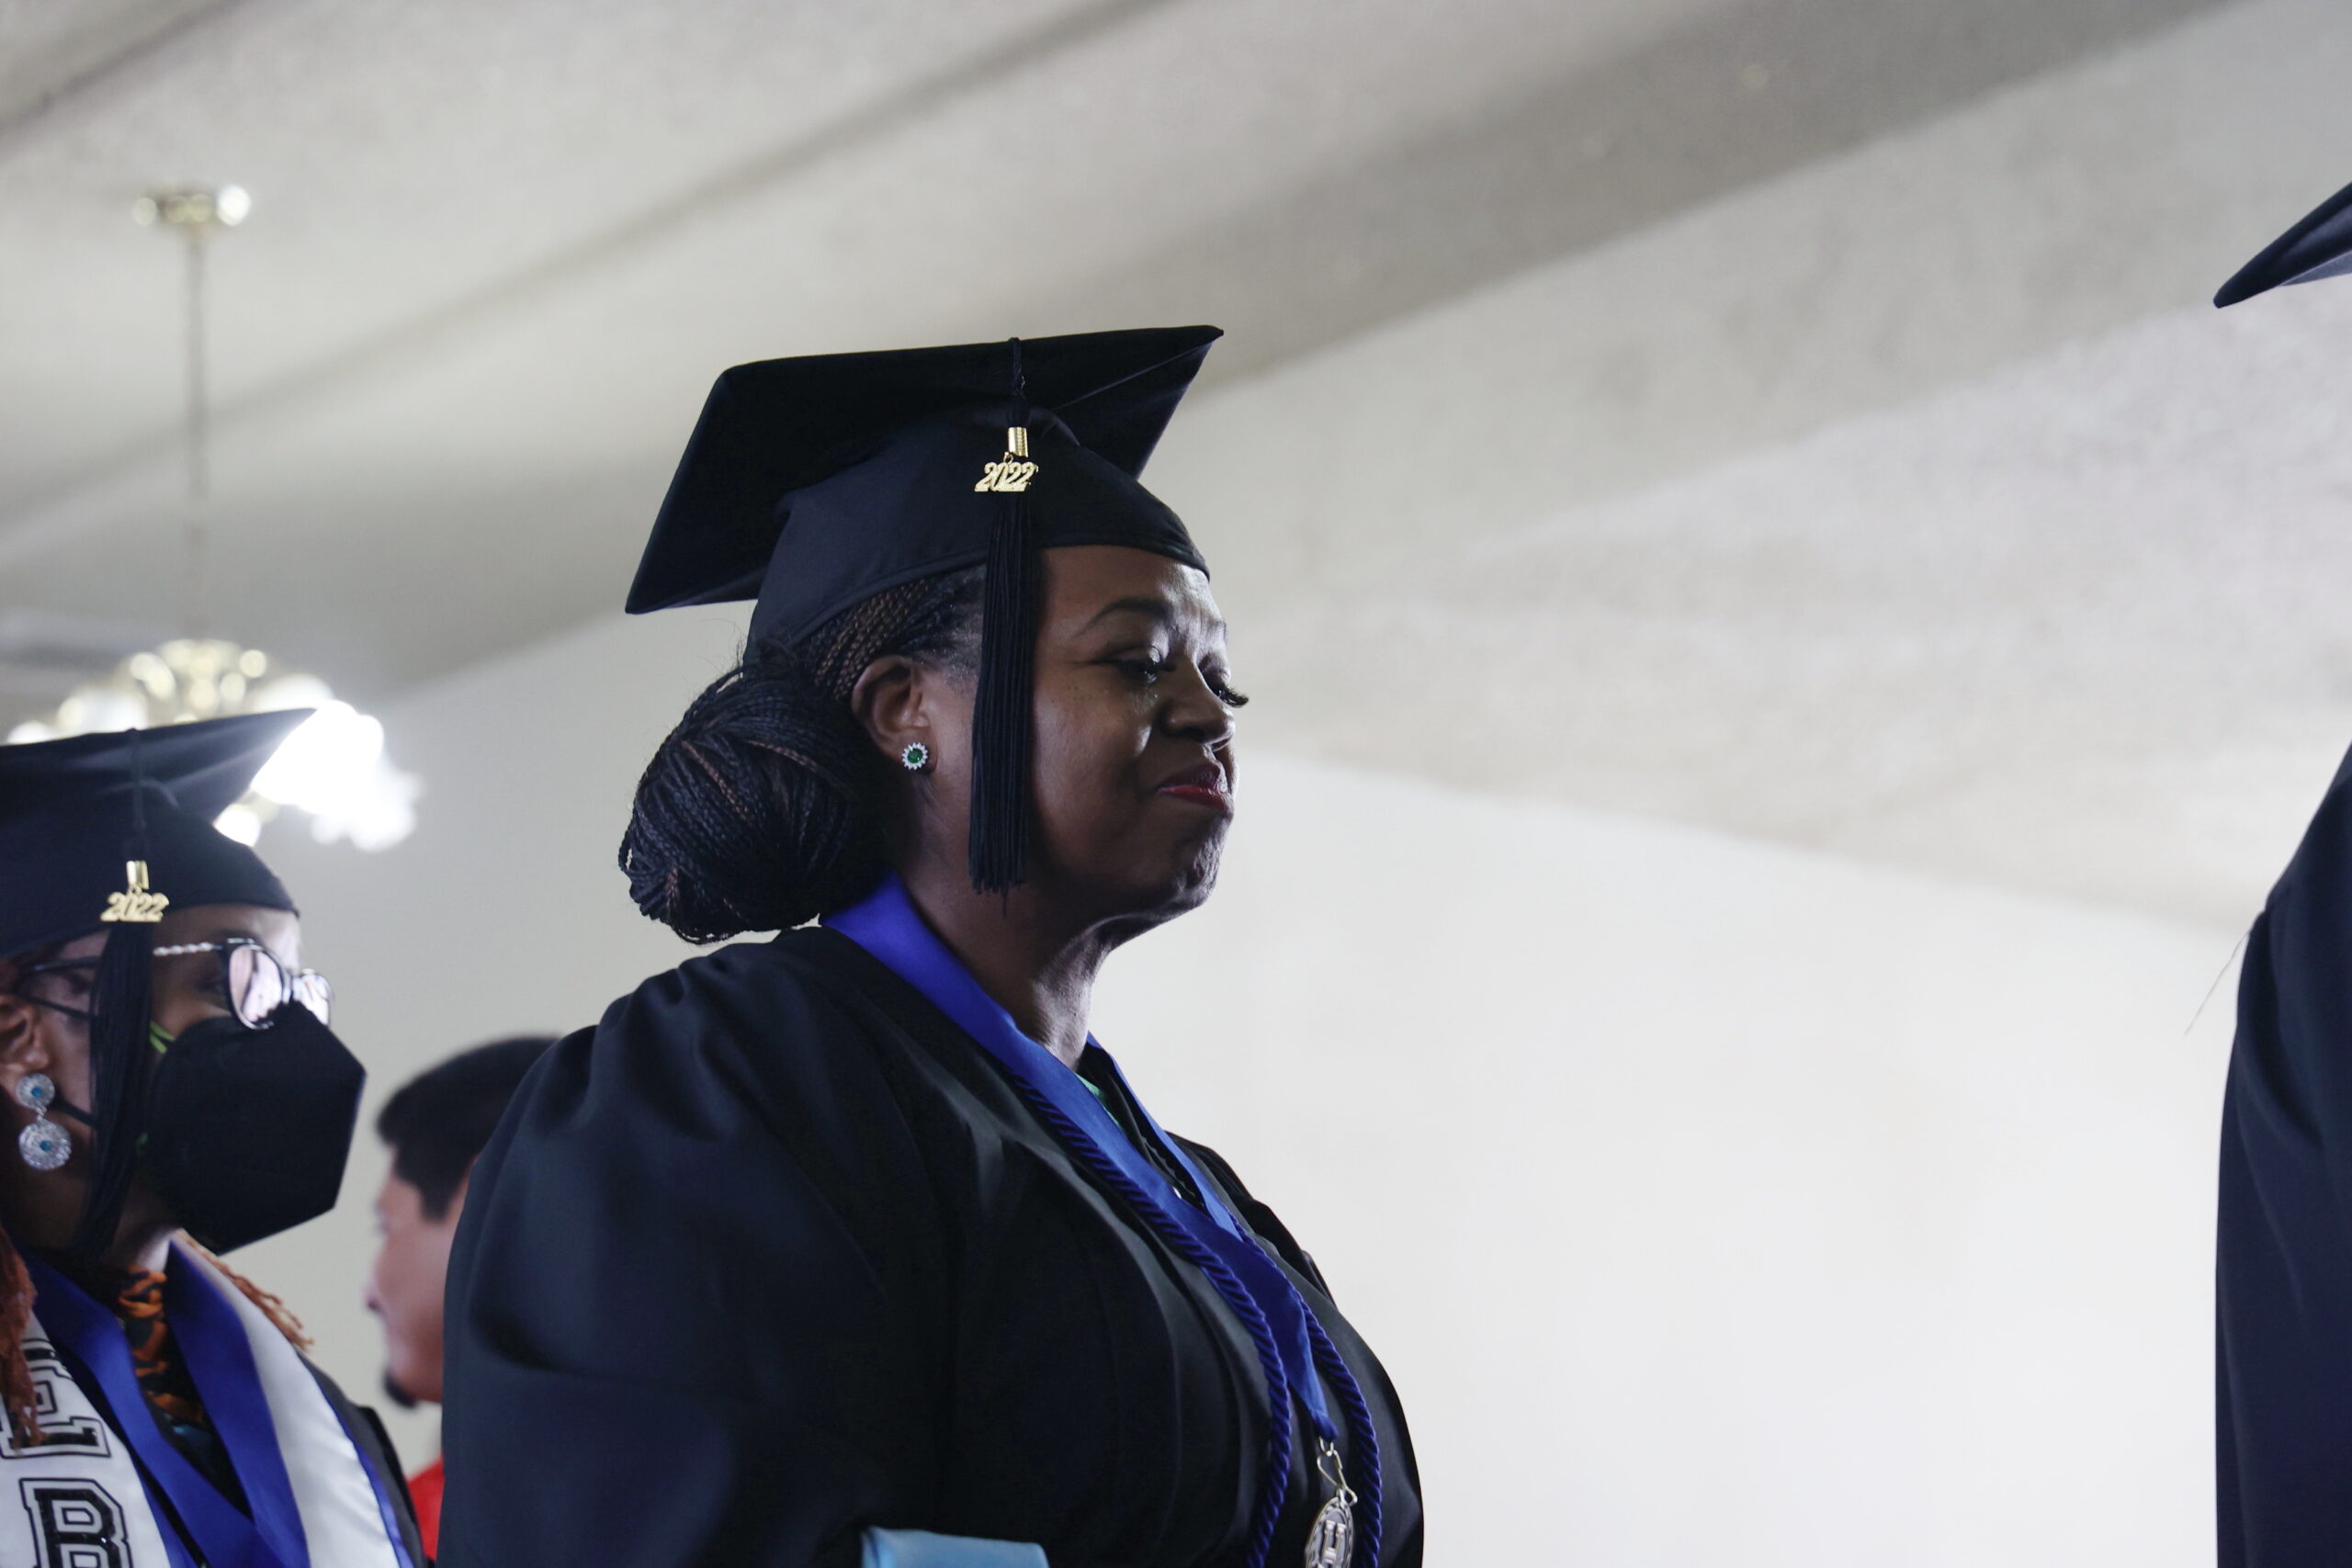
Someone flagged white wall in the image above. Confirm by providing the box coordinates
[248,604,2237,1567]
[1096,761,2233,1567]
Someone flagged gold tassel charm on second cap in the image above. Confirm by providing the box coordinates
[975,426,1038,493]
[99,861,169,924]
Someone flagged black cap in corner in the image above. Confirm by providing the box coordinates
[2217,179,2352,307]
[628,326,1222,895]
[0,712,307,960]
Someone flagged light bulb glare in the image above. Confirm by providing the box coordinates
[213,805,264,846]
[252,702,384,811]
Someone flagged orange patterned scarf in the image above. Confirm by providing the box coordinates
[112,1269,207,1428]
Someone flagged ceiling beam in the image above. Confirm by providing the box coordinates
[0,0,254,148]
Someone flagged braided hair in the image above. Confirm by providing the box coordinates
[0,1246,34,1443]
[622,567,984,942]
[0,942,65,1442]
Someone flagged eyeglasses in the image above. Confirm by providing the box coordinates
[152,939,332,1030]
[23,938,331,1031]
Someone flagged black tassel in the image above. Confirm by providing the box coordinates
[968,339,1039,896]
[968,480,1037,895]
[69,919,155,1263]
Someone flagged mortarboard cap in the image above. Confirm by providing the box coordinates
[2217,179,2352,307]
[629,326,1218,641]
[0,712,305,960]
[628,327,1222,894]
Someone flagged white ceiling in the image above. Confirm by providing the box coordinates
[4,0,2347,923]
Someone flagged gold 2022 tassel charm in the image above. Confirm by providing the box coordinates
[99,861,169,924]
[975,426,1038,493]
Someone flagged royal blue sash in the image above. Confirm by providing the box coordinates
[827,874,1381,1567]
[25,1248,313,1568]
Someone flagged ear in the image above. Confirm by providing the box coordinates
[438,1169,473,1230]
[850,653,931,769]
[0,988,53,1089]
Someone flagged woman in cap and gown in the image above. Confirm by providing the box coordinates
[2212,182,2352,1568]
[0,714,422,1567]
[439,329,1422,1568]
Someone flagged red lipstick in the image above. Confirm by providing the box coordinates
[1155,761,1232,815]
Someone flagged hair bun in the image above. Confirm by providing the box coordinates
[620,650,883,942]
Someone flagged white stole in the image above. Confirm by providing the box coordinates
[0,1241,403,1568]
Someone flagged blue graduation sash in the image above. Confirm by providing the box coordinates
[24,1249,313,1568]
[827,874,1381,1565]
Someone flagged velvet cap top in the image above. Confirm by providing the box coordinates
[626,326,1220,647]
[2217,178,2352,306]
[0,712,305,960]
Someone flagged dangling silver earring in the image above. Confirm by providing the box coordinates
[15,1074,69,1171]
[900,741,932,773]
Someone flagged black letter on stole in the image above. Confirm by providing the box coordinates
[20,1480,129,1568]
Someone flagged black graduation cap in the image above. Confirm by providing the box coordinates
[628,326,1222,893]
[2216,178,2352,306]
[0,712,304,961]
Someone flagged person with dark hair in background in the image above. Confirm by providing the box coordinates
[440,330,1423,1568]
[367,1035,553,1559]
[2213,181,2352,1568]
[0,714,422,1568]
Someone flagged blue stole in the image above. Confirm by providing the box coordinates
[826,874,1381,1565]
[24,1247,315,1568]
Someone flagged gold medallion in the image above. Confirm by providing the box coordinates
[1305,1438,1358,1568]
[1304,1493,1355,1568]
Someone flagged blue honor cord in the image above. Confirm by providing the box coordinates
[827,875,1382,1568]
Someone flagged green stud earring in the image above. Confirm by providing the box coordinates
[900,741,932,773]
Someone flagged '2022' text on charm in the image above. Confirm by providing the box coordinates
[99,861,169,924]
[1304,1438,1358,1568]
[975,426,1038,493]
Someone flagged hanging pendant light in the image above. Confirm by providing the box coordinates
[4,185,419,851]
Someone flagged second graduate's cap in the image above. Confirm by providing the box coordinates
[628,326,1219,640]
[628,326,1222,895]
[0,712,306,959]
[2216,179,2352,306]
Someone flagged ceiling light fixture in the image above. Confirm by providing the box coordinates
[5,185,418,851]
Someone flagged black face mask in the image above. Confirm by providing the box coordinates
[139,1002,367,1253]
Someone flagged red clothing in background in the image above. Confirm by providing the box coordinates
[409,1458,445,1559]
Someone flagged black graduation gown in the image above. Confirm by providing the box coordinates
[438,927,1423,1568]
[2218,740,2352,1566]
